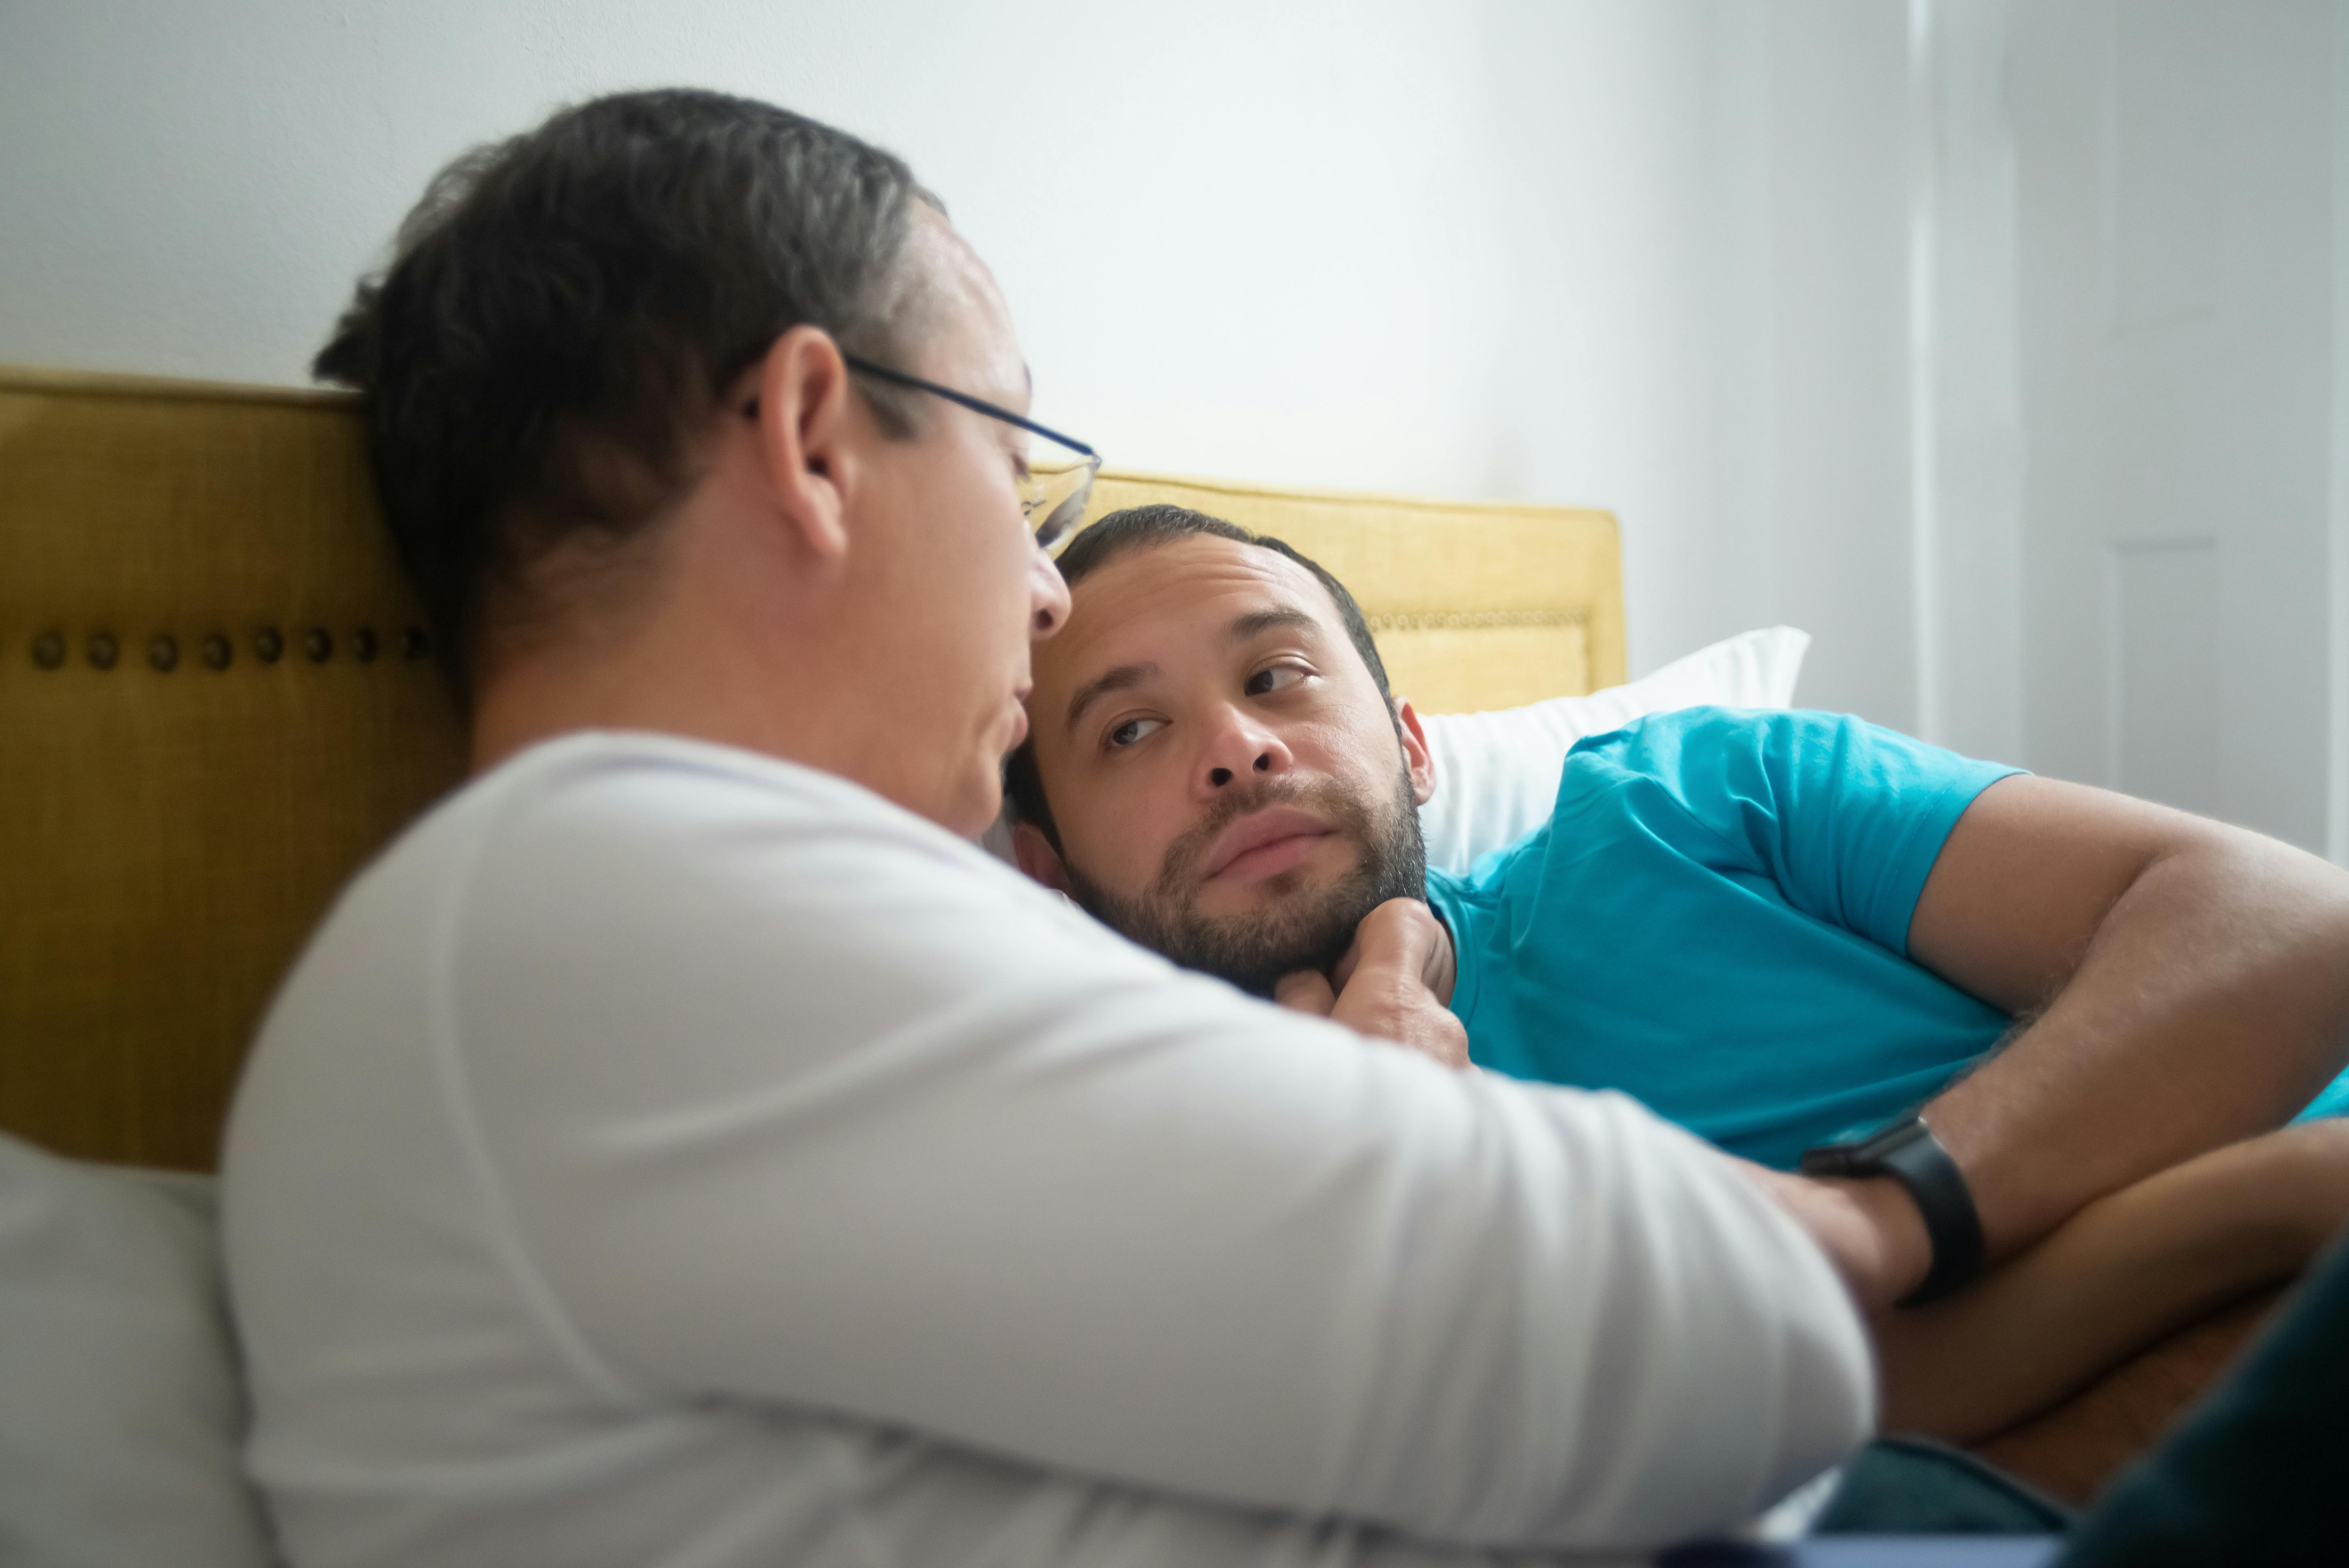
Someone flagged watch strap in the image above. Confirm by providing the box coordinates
[1799,1114,1985,1308]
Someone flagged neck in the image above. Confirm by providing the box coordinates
[466,499,852,779]
[466,575,848,781]
[468,611,764,775]
[463,576,969,839]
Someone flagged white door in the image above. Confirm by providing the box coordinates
[1999,0,2338,853]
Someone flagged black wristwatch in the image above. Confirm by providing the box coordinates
[1799,1113,1983,1308]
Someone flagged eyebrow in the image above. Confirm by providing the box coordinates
[1064,661,1159,736]
[1223,607,1323,645]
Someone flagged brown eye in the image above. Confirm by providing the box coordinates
[1107,717,1166,750]
[1246,664,1308,697]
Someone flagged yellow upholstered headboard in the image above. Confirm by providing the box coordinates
[1067,471,1624,715]
[0,367,1623,1169]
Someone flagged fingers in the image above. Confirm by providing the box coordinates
[1330,935,1364,991]
[1349,898,1439,973]
[1324,961,1473,1071]
[1305,902,1469,1071]
[1274,970,1337,1016]
[1414,1011,1473,1071]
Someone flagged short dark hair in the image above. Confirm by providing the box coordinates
[314,88,938,694]
[1004,504,1392,851]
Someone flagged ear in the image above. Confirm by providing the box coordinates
[1012,821,1077,895]
[747,324,860,564]
[1393,696,1438,807]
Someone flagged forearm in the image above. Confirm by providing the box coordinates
[1873,1122,2349,1441]
[558,1042,1872,1545]
[510,837,1871,1546]
[1917,809,2349,1266]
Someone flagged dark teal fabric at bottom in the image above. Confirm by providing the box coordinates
[2057,1225,2349,1566]
[1656,1437,2070,1564]
[1662,1236,2349,1566]
[1661,1540,2063,1567]
[1816,1437,2075,1536]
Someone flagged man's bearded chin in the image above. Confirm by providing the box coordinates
[1062,763,1428,999]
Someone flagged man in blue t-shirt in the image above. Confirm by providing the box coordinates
[1005,503,2349,1439]
[1416,702,2029,1171]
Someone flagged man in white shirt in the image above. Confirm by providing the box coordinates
[224,88,1888,1567]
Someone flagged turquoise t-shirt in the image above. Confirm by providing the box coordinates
[1423,706,2349,1170]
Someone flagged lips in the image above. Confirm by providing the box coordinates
[1202,806,1335,881]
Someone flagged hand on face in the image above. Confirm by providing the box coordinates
[1274,898,1468,1071]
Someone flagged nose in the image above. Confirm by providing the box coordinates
[1196,704,1292,797]
[1029,544,1071,639]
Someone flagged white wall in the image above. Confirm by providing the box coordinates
[12,0,2336,844]
[1477,2,1917,710]
[2334,0,2349,865]
[1759,0,1917,729]
[1479,2,1774,680]
[0,0,1920,708]
[0,0,1524,495]
[1407,0,1919,705]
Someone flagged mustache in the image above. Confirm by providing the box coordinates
[1155,776,1361,894]
[1055,753,1429,1000]
[1151,774,1353,887]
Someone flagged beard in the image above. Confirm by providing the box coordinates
[1061,758,1428,999]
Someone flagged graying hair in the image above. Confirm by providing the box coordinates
[314,88,943,693]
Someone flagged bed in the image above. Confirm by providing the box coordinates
[0,364,2263,1535]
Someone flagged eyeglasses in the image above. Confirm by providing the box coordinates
[836,354,1100,549]
[741,356,1101,547]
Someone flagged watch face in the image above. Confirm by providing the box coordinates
[1797,1139,1866,1178]
[1869,1116,1933,1160]
[1799,1113,1926,1178]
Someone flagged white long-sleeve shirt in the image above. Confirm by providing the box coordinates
[221,732,1871,1567]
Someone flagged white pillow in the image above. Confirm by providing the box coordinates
[1417,626,1810,874]
[0,1132,275,1568]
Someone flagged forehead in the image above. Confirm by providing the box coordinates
[1039,534,1349,691]
[905,205,1024,405]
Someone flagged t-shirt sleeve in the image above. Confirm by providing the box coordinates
[440,748,1872,1552]
[1568,707,2022,956]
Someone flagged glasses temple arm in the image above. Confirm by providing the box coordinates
[840,352,1098,460]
